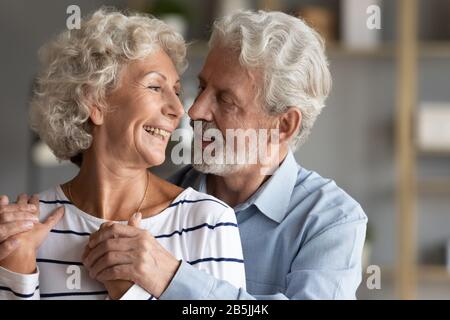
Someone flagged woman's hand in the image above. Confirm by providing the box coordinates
[82,212,181,299]
[0,194,65,274]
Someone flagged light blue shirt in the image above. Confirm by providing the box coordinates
[161,151,367,300]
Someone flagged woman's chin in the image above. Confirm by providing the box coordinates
[141,152,166,167]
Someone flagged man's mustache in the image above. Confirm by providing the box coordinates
[190,120,219,134]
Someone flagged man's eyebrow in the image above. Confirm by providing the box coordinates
[221,89,241,104]
[197,75,241,103]
[142,71,180,83]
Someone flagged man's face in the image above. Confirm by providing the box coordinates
[188,45,277,175]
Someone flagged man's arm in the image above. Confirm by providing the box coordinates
[285,209,367,299]
[159,261,288,300]
[160,206,367,300]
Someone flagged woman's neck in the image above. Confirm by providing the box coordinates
[64,150,150,221]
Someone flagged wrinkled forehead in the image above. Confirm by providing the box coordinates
[123,49,180,81]
[200,45,262,92]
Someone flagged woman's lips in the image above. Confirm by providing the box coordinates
[143,125,172,141]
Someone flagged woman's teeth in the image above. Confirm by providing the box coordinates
[143,126,171,139]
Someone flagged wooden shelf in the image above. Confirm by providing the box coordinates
[328,42,450,58]
[417,148,450,157]
[418,179,450,194]
[327,44,393,58]
[420,42,450,58]
[419,265,450,282]
[363,265,450,282]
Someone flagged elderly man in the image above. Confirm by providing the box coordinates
[1,10,367,300]
[161,10,367,300]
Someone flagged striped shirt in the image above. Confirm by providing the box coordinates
[0,186,245,300]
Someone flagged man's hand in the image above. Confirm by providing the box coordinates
[0,195,38,261]
[82,214,140,300]
[0,194,65,274]
[82,212,181,299]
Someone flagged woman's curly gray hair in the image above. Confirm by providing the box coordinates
[29,7,187,162]
[209,10,332,149]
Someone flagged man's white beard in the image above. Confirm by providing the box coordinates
[191,121,257,177]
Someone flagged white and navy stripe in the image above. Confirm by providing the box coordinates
[0,186,245,300]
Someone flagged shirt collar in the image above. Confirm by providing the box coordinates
[198,150,299,224]
[249,150,299,223]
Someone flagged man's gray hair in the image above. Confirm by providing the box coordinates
[209,10,332,149]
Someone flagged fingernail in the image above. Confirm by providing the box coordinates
[29,204,37,210]
[134,212,142,219]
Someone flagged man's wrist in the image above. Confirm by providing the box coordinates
[151,259,181,298]
[159,260,215,300]
[104,280,133,300]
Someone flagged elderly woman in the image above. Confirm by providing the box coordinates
[0,8,245,300]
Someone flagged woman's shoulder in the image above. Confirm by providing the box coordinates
[174,187,231,209]
[154,173,231,210]
[168,187,235,226]
[34,185,71,220]
[37,185,68,204]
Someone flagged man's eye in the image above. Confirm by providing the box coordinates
[147,86,161,92]
[219,95,233,105]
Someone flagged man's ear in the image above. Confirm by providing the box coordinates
[278,107,302,144]
[89,104,104,126]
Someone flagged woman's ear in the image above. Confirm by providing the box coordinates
[278,107,302,144]
[89,104,104,126]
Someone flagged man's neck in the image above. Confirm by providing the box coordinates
[206,150,288,208]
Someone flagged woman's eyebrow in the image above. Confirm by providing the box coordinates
[141,71,180,84]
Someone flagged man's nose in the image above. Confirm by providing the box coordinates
[188,91,214,122]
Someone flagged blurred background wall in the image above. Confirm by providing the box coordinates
[1,0,450,299]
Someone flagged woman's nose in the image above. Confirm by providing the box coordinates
[164,91,185,119]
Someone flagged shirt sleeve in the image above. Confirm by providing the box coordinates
[160,205,367,300]
[285,206,367,299]
[119,284,152,300]
[0,265,40,300]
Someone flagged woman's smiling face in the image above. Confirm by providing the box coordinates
[91,49,184,168]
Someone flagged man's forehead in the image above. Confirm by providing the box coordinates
[199,48,260,87]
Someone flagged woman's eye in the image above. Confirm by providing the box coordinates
[147,86,161,92]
